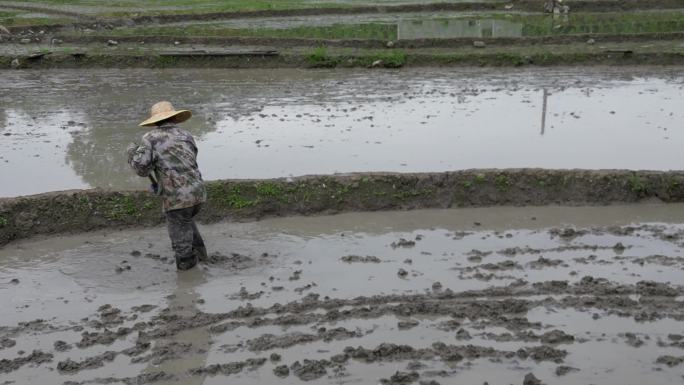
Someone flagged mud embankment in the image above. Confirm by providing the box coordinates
[1,169,683,246]
[5,0,684,35]
[48,31,684,49]
[5,49,684,69]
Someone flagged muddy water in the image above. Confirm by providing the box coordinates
[1,205,684,384]
[1,66,684,197]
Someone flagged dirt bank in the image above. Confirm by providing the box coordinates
[43,31,684,49]
[1,169,683,246]
[3,47,684,69]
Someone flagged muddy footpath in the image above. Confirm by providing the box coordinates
[1,205,684,384]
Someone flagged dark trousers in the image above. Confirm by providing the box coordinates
[166,204,206,265]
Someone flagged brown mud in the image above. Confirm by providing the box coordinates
[2,169,684,246]
[3,46,684,70]
[2,206,684,384]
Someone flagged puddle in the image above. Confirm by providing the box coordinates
[1,66,684,197]
[1,205,684,384]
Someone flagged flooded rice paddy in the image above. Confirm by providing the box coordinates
[1,66,683,197]
[1,205,684,384]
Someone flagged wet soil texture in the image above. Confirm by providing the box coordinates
[2,205,684,384]
[1,66,683,197]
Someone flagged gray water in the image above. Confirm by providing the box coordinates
[1,66,683,197]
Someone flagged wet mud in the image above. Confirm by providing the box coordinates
[2,205,684,384]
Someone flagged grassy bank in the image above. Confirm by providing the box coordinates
[96,23,400,40]
[2,170,684,246]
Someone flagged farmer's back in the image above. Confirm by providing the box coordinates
[140,123,206,211]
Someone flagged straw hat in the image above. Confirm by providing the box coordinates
[139,101,192,127]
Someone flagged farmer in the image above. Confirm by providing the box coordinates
[126,101,207,271]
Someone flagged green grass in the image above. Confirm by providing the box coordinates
[16,0,348,17]
[628,174,648,195]
[105,195,138,220]
[0,216,7,228]
[487,11,684,36]
[97,22,398,40]
[0,11,73,27]
[495,175,510,191]
[307,46,338,67]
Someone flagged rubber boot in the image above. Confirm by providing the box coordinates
[176,254,198,271]
[194,245,208,263]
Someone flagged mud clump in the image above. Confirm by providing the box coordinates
[540,330,574,345]
[289,270,302,281]
[529,257,564,269]
[190,357,267,376]
[398,320,419,330]
[635,280,679,297]
[549,227,588,239]
[345,343,426,363]
[96,304,126,327]
[122,341,151,357]
[209,321,242,334]
[247,327,361,351]
[555,365,579,376]
[519,346,567,363]
[340,255,381,263]
[274,364,290,377]
[57,351,117,373]
[623,332,645,348]
[0,337,16,350]
[204,252,256,269]
[63,371,175,385]
[291,359,330,381]
[466,249,492,261]
[480,260,521,271]
[380,371,420,384]
[532,280,569,293]
[523,372,542,385]
[391,238,416,248]
[655,355,684,367]
[53,340,72,352]
[77,329,121,348]
[0,350,53,373]
[131,341,192,365]
[131,304,157,313]
[231,287,264,300]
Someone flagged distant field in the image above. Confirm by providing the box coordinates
[71,10,684,40]
[2,1,348,16]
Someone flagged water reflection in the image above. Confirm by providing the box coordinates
[398,18,523,38]
[1,67,683,197]
[141,269,210,385]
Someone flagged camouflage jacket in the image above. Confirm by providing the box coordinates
[127,122,206,212]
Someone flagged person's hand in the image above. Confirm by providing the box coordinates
[126,143,138,158]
